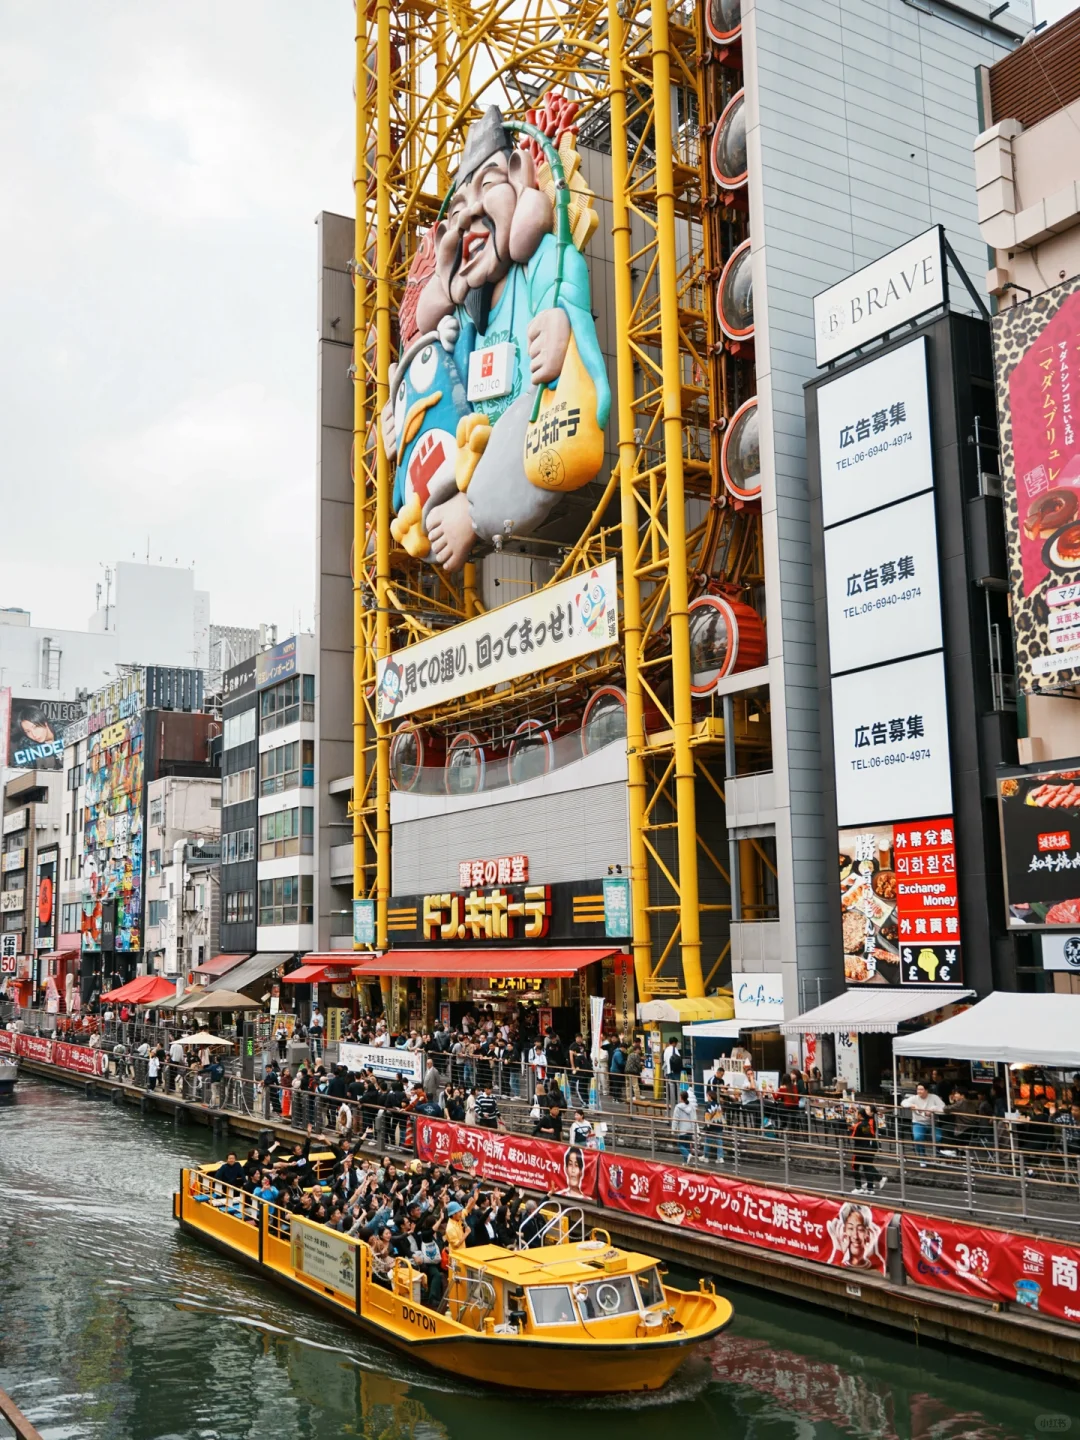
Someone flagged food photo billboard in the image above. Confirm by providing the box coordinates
[998,763,1080,928]
[992,276,1080,692]
[840,819,962,986]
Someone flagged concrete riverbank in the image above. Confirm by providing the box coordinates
[18,1054,1080,1384]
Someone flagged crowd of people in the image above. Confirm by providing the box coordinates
[210,1125,553,1307]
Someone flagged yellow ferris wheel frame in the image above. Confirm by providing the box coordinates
[351,0,761,1000]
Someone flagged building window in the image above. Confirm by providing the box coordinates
[149,797,163,828]
[147,900,164,926]
[211,795,221,809]
[223,708,257,750]
[259,675,315,733]
[258,874,313,927]
[258,740,314,796]
[222,768,256,806]
[223,828,255,865]
[148,850,162,878]
[259,806,314,860]
[225,890,254,925]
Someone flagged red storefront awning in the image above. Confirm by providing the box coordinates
[193,953,250,979]
[282,961,368,984]
[342,948,620,978]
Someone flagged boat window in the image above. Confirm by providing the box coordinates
[527,1285,577,1326]
[636,1268,665,1307]
[575,1274,640,1319]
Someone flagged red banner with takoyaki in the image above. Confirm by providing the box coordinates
[992,277,1080,692]
[598,1155,890,1273]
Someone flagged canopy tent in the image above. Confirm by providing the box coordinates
[155,989,197,1011]
[283,960,367,984]
[682,1018,779,1038]
[206,952,292,995]
[893,991,1080,1068]
[345,948,619,978]
[176,1031,235,1047]
[780,987,973,1036]
[176,988,264,1012]
[637,995,735,1024]
[101,975,179,1005]
[192,953,249,981]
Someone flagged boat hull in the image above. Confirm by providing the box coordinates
[175,1181,731,1395]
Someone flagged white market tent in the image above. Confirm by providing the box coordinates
[681,1019,779,1038]
[780,987,973,1036]
[893,991,1080,1068]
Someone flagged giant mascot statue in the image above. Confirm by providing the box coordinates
[381,96,611,573]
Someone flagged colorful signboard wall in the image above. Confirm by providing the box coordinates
[998,764,1080,927]
[5,697,83,772]
[816,335,961,987]
[82,674,146,953]
[991,276,1080,693]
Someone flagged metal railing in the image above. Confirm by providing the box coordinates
[17,1019,1080,1233]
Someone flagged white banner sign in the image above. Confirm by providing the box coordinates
[2,809,28,836]
[338,1040,423,1083]
[1040,932,1080,972]
[832,652,953,827]
[290,1216,357,1301]
[814,227,945,366]
[0,890,25,914]
[823,491,942,675]
[375,561,619,722]
[733,972,785,1021]
[817,338,933,529]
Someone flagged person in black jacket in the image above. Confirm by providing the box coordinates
[216,1152,246,1191]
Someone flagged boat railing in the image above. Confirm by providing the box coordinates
[528,1200,586,1247]
[446,1262,497,1329]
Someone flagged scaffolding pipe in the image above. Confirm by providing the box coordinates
[649,2,704,996]
[606,0,654,1002]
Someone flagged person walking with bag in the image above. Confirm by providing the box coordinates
[850,1107,886,1195]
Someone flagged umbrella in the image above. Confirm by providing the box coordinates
[101,975,178,1005]
[176,1031,235,1047]
[177,988,263,1012]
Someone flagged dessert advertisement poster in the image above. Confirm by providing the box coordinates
[993,277,1080,692]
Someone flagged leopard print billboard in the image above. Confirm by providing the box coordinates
[992,274,1080,694]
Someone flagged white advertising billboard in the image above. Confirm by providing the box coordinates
[375,560,619,722]
[823,491,943,674]
[832,652,953,827]
[817,338,933,529]
[814,227,945,367]
[1040,932,1080,972]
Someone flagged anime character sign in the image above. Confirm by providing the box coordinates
[382,96,611,573]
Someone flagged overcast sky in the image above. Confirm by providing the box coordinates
[0,0,1075,636]
[0,2,353,636]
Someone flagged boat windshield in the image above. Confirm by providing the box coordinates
[575,1273,640,1319]
[528,1285,578,1325]
[636,1267,665,1307]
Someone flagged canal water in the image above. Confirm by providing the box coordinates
[1,1080,1078,1440]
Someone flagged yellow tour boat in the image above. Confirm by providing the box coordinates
[174,1167,732,1394]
